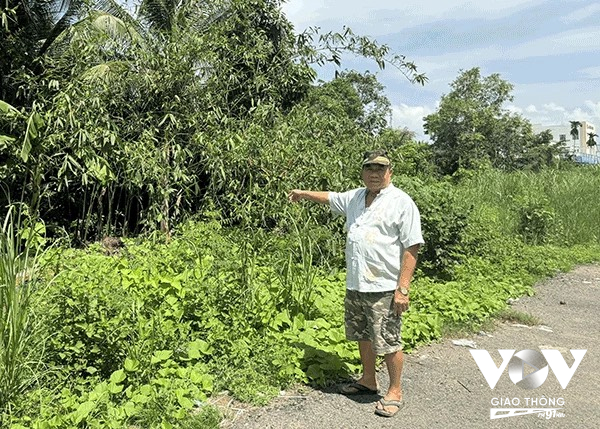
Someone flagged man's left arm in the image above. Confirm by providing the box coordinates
[393,244,420,315]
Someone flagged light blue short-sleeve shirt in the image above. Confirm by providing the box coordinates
[329,184,424,292]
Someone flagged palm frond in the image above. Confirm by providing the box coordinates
[38,0,86,56]
[92,0,146,38]
[138,0,176,33]
[89,11,144,44]
[80,61,131,84]
[185,0,233,34]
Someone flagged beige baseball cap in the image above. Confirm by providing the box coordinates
[362,150,391,166]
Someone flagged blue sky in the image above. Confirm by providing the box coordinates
[281,0,600,140]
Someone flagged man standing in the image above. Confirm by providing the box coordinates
[288,150,423,418]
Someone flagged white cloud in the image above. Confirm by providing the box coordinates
[514,101,600,128]
[505,27,600,59]
[584,100,600,120]
[561,3,600,24]
[579,66,600,79]
[510,80,600,128]
[280,0,325,30]
[543,102,566,112]
[281,0,547,35]
[390,104,434,140]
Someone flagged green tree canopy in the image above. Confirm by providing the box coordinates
[424,67,566,175]
[306,70,391,135]
[1,0,427,239]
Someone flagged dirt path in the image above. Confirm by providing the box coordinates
[223,264,600,429]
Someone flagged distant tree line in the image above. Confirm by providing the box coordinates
[424,67,569,175]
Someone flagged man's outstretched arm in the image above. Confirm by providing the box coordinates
[288,190,330,204]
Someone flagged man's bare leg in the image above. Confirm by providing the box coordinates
[376,350,404,413]
[356,340,378,390]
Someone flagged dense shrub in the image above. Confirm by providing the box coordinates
[517,196,557,244]
[394,176,471,279]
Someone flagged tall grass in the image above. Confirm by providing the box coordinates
[0,207,46,416]
[458,166,600,245]
[275,214,322,318]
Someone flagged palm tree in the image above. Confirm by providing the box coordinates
[587,132,598,147]
[0,0,137,105]
[569,120,581,152]
[0,0,87,104]
[136,0,232,39]
[569,121,581,141]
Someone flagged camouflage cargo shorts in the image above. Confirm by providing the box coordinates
[344,289,403,355]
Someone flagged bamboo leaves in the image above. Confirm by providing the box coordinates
[0,100,17,113]
[21,111,43,162]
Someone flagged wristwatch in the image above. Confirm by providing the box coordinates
[399,287,409,296]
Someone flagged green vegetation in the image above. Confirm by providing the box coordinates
[0,208,47,414]
[424,68,567,175]
[2,0,600,427]
[496,308,541,326]
[2,167,598,427]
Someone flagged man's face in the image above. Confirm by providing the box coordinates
[361,164,392,192]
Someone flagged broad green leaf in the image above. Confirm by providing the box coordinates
[124,357,139,372]
[188,339,213,358]
[131,393,151,404]
[109,383,124,394]
[177,396,193,409]
[151,350,173,364]
[110,369,126,384]
[139,385,153,396]
[74,401,96,424]
[0,135,15,149]
[122,401,138,417]
[0,100,18,113]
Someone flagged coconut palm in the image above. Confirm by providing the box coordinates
[1,0,86,104]
[587,132,598,147]
[0,0,140,105]
[569,121,581,141]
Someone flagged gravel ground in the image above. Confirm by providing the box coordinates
[221,264,600,429]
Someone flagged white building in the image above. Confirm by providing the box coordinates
[532,121,598,157]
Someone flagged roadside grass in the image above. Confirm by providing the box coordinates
[496,308,541,326]
[3,167,600,427]
[457,166,600,245]
[0,207,47,419]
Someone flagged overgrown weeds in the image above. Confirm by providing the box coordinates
[0,206,47,417]
[3,167,600,427]
[496,308,541,326]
